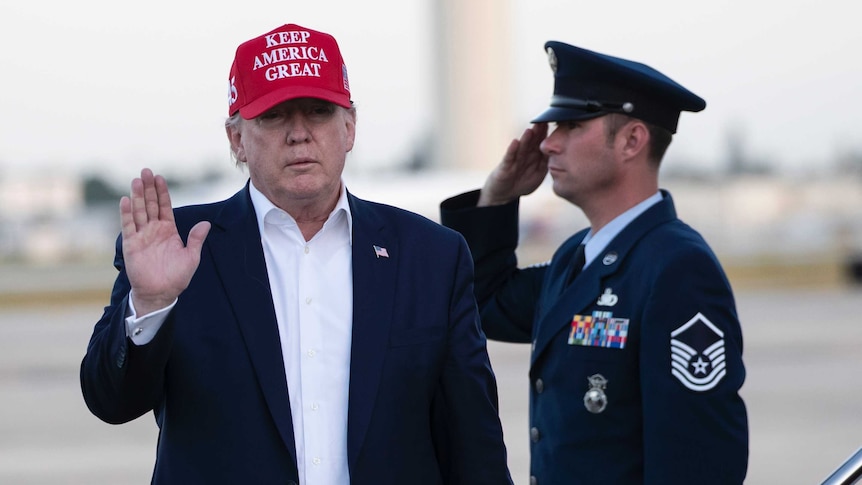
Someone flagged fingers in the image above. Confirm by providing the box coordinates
[500,138,521,168]
[502,127,538,168]
[154,174,176,223]
[130,174,147,230]
[531,122,548,140]
[527,123,548,154]
[120,196,135,240]
[128,168,175,230]
[511,126,548,171]
[141,169,160,222]
[514,131,535,161]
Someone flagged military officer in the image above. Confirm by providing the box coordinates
[440,41,749,484]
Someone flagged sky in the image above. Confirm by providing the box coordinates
[1,0,861,180]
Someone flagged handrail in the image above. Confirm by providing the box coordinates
[821,447,862,485]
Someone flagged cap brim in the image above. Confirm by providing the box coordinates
[238,86,352,119]
[531,107,606,123]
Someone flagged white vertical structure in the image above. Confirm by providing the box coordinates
[430,0,514,171]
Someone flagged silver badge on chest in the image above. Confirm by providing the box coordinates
[583,374,608,414]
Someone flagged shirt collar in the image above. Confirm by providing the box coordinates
[248,180,354,245]
[583,191,663,265]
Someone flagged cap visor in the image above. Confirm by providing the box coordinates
[531,107,605,123]
[239,86,352,119]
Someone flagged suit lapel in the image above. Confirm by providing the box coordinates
[531,192,678,367]
[206,186,298,466]
[345,195,396,470]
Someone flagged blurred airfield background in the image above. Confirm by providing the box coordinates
[2,168,862,485]
[3,0,862,483]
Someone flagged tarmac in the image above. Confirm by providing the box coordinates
[1,263,861,484]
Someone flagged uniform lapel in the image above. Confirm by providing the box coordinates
[206,186,298,466]
[344,195,397,470]
[531,192,678,367]
[532,250,613,367]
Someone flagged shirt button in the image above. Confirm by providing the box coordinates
[133,327,143,336]
[535,378,544,393]
[311,402,319,411]
[312,457,321,466]
[530,427,540,443]
[304,246,310,254]
[305,297,312,304]
[307,349,316,358]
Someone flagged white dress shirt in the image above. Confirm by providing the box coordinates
[251,182,353,485]
[125,181,354,485]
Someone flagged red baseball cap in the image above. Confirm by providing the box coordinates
[227,24,352,119]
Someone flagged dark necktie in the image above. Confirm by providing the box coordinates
[565,244,587,286]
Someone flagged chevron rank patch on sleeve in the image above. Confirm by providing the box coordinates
[670,312,727,392]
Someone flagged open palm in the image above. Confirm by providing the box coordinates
[120,169,211,316]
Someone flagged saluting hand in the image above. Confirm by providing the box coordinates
[478,123,549,207]
[120,168,211,316]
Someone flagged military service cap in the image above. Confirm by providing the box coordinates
[533,41,705,133]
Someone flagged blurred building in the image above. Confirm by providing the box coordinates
[0,174,115,263]
[2,169,862,288]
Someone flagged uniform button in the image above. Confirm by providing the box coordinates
[530,476,537,485]
[535,378,544,393]
[530,427,540,442]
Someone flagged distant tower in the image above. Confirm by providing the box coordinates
[430,0,514,171]
[725,124,748,175]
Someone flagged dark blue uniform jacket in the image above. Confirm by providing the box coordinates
[441,189,748,485]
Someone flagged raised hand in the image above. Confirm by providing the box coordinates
[120,168,211,316]
[478,123,549,207]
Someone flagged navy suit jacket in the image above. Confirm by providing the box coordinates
[441,190,748,485]
[81,184,513,485]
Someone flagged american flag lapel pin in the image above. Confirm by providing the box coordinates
[373,245,389,258]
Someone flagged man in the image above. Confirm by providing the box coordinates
[81,23,513,485]
[441,41,749,484]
